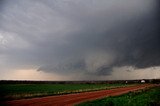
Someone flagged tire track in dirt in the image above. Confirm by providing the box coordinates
[1,84,154,106]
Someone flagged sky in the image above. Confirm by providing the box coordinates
[0,0,160,80]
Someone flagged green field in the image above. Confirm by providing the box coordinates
[0,83,130,100]
[77,86,160,106]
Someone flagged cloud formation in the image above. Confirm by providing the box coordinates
[0,0,160,80]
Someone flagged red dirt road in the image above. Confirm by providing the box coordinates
[1,84,154,106]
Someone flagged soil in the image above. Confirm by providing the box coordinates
[1,84,154,106]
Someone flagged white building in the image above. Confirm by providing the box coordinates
[141,79,145,83]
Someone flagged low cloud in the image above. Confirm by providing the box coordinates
[0,0,160,80]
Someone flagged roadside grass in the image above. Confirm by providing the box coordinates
[0,83,132,100]
[77,86,160,106]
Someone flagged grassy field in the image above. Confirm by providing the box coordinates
[0,83,131,100]
[77,86,160,106]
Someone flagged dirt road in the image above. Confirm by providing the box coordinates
[1,84,154,106]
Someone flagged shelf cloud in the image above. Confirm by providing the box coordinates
[0,0,160,80]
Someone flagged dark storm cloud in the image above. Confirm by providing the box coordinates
[0,0,160,79]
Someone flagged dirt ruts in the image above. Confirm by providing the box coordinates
[1,84,154,106]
